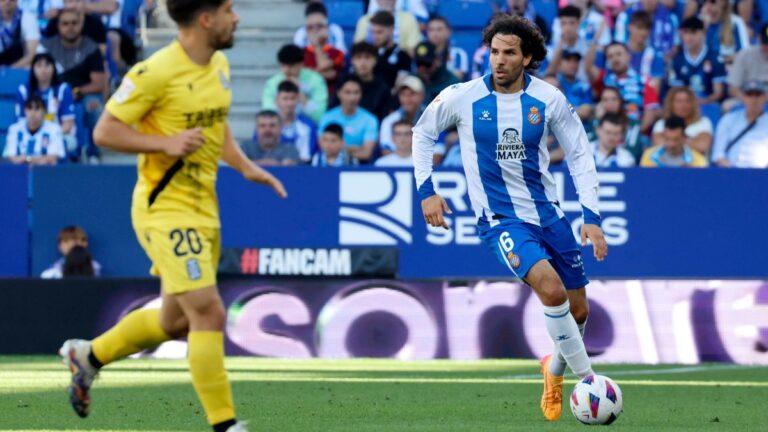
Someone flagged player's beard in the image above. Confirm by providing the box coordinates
[493,62,524,89]
[211,27,236,50]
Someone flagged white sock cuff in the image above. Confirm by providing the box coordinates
[543,300,570,318]
[578,320,587,333]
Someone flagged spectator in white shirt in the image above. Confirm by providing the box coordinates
[41,225,101,278]
[712,81,768,168]
[591,113,636,168]
[3,95,64,164]
[375,119,413,167]
[0,0,40,67]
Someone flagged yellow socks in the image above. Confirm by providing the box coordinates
[188,331,235,425]
[91,309,170,365]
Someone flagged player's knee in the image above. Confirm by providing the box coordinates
[189,302,226,331]
[570,301,589,324]
[160,315,189,338]
[538,276,567,306]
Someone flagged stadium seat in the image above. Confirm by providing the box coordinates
[700,103,721,127]
[0,68,28,140]
[327,0,365,29]
[452,30,482,61]
[437,0,494,30]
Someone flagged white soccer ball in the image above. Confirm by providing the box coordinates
[569,374,623,425]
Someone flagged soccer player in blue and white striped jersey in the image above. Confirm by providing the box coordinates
[412,15,608,422]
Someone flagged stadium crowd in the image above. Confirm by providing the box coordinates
[3,0,768,168]
[247,0,768,169]
[0,0,149,164]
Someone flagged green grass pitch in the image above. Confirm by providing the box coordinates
[1,357,767,431]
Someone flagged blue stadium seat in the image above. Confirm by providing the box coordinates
[121,0,145,40]
[700,103,721,127]
[533,0,558,30]
[452,30,482,61]
[0,68,28,140]
[327,0,365,29]
[437,0,494,30]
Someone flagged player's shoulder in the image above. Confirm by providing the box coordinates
[8,119,24,133]
[525,75,567,107]
[41,120,62,134]
[434,77,486,106]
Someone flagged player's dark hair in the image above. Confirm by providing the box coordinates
[277,80,300,94]
[24,94,46,110]
[629,10,652,30]
[350,41,377,58]
[392,119,412,133]
[337,75,363,92]
[599,113,628,129]
[277,44,305,65]
[29,53,62,94]
[304,1,327,17]
[558,5,582,19]
[428,15,451,29]
[256,109,280,121]
[665,116,686,131]
[322,123,344,138]
[166,0,226,27]
[482,14,547,70]
[63,245,95,277]
[370,10,395,28]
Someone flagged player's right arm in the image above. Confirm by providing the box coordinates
[412,86,459,230]
[93,59,205,157]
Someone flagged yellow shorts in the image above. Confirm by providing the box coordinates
[135,226,221,294]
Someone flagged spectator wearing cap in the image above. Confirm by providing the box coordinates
[624,10,665,92]
[380,75,424,153]
[312,123,351,167]
[346,42,393,121]
[361,10,412,89]
[274,80,317,164]
[640,116,708,167]
[586,40,660,133]
[302,6,346,95]
[712,81,768,168]
[262,44,328,123]
[0,0,40,67]
[727,23,768,100]
[318,76,379,163]
[414,41,459,104]
[426,16,468,81]
[555,50,592,119]
[375,119,413,167]
[355,0,422,55]
[241,110,301,166]
[667,16,726,105]
[591,113,636,168]
[543,6,589,81]
[614,0,679,57]
[294,1,347,54]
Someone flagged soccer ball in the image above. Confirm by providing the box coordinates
[569,374,623,425]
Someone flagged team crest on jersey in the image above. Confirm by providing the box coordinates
[527,106,541,125]
[478,110,493,121]
[219,70,231,90]
[506,251,521,269]
[496,128,526,161]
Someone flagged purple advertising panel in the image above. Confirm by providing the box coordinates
[96,279,768,365]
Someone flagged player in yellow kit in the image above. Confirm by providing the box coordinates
[58,1,285,431]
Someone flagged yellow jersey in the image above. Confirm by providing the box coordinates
[106,40,232,229]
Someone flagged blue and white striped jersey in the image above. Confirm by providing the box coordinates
[413,73,601,228]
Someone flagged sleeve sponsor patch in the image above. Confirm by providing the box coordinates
[113,77,136,104]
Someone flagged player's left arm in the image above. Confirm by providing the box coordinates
[222,124,287,198]
[548,91,608,261]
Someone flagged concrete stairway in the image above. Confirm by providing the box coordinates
[104,0,304,163]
